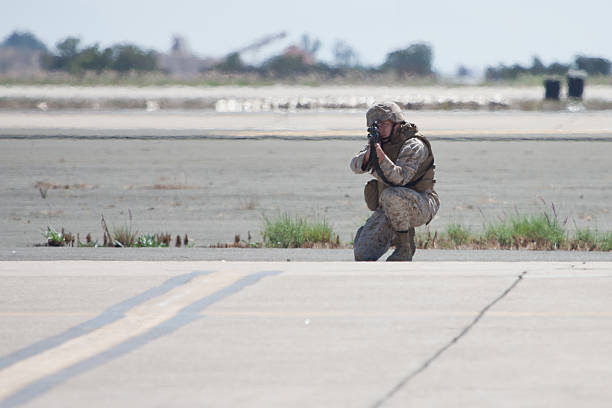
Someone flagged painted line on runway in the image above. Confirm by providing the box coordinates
[0,270,211,371]
[0,270,281,407]
[371,270,528,408]
[1,128,611,142]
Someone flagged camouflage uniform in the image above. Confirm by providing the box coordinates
[350,102,440,261]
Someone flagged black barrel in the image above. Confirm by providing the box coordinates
[567,75,584,99]
[544,79,561,100]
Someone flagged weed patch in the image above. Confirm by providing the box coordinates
[42,226,75,247]
[571,230,612,251]
[600,232,612,251]
[445,224,472,247]
[417,206,611,251]
[41,211,190,248]
[484,213,565,249]
[262,213,341,248]
[210,232,261,248]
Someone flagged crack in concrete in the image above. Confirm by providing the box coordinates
[371,270,528,408]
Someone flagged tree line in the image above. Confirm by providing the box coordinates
[1,31,434,77]
[2,32,157,73]
[43,37,157,73]
[485,56,611,80]
[1,30,610,79]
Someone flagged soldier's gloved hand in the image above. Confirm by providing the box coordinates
[374,143,385,164]
[363,145,371,164]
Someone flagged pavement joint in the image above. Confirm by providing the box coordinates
[370,270,528,407]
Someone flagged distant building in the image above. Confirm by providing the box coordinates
[283,45,314,65]
[0,47,44,74]
[157,36,215,75]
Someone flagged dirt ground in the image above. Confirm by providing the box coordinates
[2,122,611,247]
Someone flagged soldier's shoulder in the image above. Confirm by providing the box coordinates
[399,122,419,135]
[400,136,428,158]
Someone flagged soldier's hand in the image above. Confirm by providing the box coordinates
[375,143,385,164]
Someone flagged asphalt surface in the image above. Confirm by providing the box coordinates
[1,261,612,407]
[1,110,611,249]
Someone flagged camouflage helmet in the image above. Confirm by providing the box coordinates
[366,101,407,126]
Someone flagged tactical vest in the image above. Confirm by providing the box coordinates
[364,122,436,210]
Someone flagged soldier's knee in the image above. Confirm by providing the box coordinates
[353,232,378,261]
[380,187,403,209]
[381,187,421,209]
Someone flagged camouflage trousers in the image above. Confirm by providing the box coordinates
[354,187,439,261]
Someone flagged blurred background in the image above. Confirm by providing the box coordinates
[1,0,610,90]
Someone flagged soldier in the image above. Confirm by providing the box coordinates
[350,102,439,261]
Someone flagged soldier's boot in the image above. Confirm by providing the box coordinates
[386,227,416,262]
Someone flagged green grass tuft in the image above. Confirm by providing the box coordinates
[262,213,339,248]
[597,231,612,251]
[484,213,565,249]
[575,228,598,249]
[133,234,168,248]
[446,224,472,246]
[42,226,75,247]
[43,226,65,247]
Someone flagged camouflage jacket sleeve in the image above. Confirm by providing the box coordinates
[379,138,429,185]
[349,144,370,174]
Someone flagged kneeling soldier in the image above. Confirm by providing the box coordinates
[350,101,440,261]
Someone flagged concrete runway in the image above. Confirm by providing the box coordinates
[1,261,612,407]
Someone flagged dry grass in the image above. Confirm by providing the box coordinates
[239,197,258,210]
[41,209,192,248]
[210,232,262,249]
[34,181,97,190]
[35,181,97,199]
[149,184,199,190]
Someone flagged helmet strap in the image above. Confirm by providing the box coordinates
[381,123,397,144]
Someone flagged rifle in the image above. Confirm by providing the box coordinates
[365,120,381,169]
[366,120,402,188]
[367,120,382,146]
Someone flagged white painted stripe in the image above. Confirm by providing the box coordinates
[0,271,247,400]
